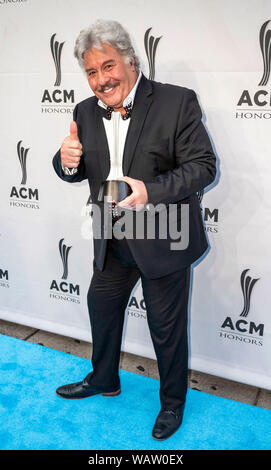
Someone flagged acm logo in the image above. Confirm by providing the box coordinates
[50,238,80,303]
[220,269,264,346]
[144,27,162,80]
[236,20,271,119]
[0,0,27,4]
[127,295,147,320]
[41,34,75,114]
[0,268,9,288]
[197,190,219,233]
[9,141,39,209]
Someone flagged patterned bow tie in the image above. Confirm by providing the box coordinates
[105,101,133,120]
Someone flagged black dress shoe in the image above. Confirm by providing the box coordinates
[56,376,121,399]
[152,405,185,440]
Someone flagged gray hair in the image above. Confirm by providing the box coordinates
[74,19,140,73]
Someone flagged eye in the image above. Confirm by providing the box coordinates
[88,71,96,77]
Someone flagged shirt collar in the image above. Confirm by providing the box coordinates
[98,71,142,110]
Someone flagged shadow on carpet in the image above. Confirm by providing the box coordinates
[0,334,270,450]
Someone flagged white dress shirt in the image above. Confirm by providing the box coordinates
[63,71,142,177]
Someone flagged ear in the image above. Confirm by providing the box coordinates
[130,57,136,70]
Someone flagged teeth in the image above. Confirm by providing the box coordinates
[104,87,113,93]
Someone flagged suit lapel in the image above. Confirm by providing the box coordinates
[122,75,153,175]
[94,104,110,180]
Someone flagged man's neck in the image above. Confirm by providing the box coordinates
[113,104,127,116]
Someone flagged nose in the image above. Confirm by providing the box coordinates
[97,70,110,88]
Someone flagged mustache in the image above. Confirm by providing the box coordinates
[98,81,120,93]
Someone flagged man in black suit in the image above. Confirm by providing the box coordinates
[53,19,216,440]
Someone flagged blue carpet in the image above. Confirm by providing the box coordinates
[0,333,270,450]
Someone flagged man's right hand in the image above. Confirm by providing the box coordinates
[60,121,82,168]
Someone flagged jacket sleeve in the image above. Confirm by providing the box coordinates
[144,89,216,205]
[52,104,88,183]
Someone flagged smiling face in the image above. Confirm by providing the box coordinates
[84,43,138,111]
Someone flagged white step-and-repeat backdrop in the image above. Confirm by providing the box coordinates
[1,0,270,390]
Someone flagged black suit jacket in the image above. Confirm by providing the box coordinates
[53,74,216,278]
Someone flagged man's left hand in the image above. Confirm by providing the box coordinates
[117,176,148,211]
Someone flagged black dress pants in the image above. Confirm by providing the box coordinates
[87,236,191,411]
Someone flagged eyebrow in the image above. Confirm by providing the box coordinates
[85,59,116,73]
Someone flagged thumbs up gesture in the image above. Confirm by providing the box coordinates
[60,121,83,168]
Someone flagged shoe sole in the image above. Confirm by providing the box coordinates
[102,389,121,397]
[56,389,121,399]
